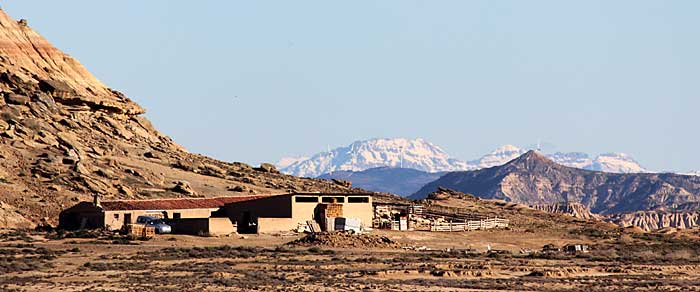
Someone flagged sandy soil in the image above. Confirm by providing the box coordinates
[2,229,700,291]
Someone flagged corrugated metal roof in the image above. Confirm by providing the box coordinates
[100,195,267,211]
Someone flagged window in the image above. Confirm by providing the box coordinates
[347,197,369,203]
[173,213,181,219]
[114,214,120,219]
[321,197,345,203]
[295,196,319,203]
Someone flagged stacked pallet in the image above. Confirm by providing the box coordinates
[124,224,156,238]
[318,203,343,218]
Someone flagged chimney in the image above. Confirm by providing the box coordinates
[93,193,101,207]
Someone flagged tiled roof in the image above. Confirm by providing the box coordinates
[100,195,267,211]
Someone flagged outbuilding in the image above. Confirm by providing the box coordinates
[59,195,263,234]
[222,192,373,234]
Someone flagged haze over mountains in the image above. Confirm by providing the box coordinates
[318,167,444,197]
[278,138,649,178]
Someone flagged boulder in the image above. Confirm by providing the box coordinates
[200,164,225,178]
[227,185,247,192]
[144,151,159,159]
[5,93,30,105]
[332,179,352,188]
[255,163,279,174]
[172,180,195,195]
[118,185,134,197]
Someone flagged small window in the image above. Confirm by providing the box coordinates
[113,214,120,219]
[347,197,369,203]
[321,197,345,203]
[173,213,181,219]
[295,196,319,203]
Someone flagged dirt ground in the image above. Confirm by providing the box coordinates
[2,228,700,291]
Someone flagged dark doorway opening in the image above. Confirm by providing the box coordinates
[237,211,258,234]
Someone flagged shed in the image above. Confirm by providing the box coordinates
[59,195,263,231]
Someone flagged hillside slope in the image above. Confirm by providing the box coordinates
[419,188,618,234]
[413,151,700,214]
[0,10,357,227]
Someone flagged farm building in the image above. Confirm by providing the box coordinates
[59,195,263,234]
[222,192,373,234]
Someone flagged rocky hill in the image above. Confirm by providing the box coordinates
[319,167,444,197]
[0,10,358,228]
[412,151,700,215]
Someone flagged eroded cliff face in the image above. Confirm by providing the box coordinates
[608,212,700,232]
[530,202,601,221]
[0,9,358,227]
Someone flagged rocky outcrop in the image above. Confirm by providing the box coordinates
[0,12,143,115]
[0,9,363,228]
[608,212,700,232]
[530,202,601,220]
[413,151,700,215]
[0,200,32,229]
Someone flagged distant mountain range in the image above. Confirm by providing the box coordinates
[277,138,648,178]
[412,151,700,214]
[278,138,471,178]
[318,167,445,197]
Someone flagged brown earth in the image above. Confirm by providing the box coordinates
[2,227,700,291]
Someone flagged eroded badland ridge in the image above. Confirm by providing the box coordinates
[0,10,358,227]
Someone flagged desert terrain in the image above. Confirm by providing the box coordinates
[2,225,700,291]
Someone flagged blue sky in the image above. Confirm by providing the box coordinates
[3,1,699,171]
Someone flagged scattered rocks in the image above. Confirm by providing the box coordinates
[125,169,142,177]
[288,232,401,248]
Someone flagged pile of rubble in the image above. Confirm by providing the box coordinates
[288,232,401,248]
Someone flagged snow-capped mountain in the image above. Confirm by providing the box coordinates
[687,171,700,176]
[548,152,593,169]
[588,153,647,173]
[277,138,649,177]
[466,145,525,169]
[277,138,471,178]
[275,156,309,169]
